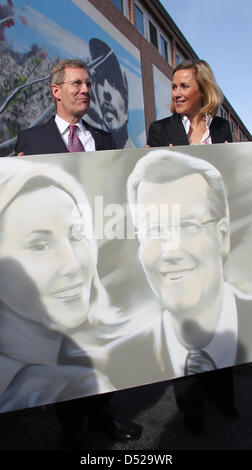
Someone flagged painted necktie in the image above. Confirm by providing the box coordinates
[68,125,85,152]
[185,349,217,375]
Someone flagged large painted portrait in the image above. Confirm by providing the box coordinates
[0,141,251,413]
[153,65,172,121]
[0,0,145,157]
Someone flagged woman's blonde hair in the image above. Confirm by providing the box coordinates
[170,59,223,116]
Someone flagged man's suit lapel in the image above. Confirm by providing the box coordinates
[83,120,101,150]
[45,116,68,153]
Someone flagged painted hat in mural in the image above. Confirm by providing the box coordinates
[89,38,127,99]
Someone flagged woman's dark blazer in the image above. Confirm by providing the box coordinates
[147,113,233,147]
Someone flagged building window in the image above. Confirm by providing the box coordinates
[220,106,228,120]
[134,2,172,63]
[149,20,158,49]
[231,120,237,139]
[110,0,123,12]
[239,130,245,142]
[175,49,186,65]
[134,3,145,35]
[160,35,168,61]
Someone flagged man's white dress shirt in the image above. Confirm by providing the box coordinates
[55,115,96,151]
[163,282,238,376]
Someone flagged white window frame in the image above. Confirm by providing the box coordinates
[160,33,172,64]
[220,106,228,120]
[110,0,129,18]
[148,19,159,49]
[134,1,145,36]
[175,48,186,65]
[134,1,172,64]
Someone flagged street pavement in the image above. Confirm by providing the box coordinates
[0,365,251,452]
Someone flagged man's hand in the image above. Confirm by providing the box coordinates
[17,152,24,156]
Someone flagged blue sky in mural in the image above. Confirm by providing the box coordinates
[4,0,251,137]
[5,0,141,74]
[4,0,145,146]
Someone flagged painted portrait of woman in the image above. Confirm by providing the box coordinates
[0,157,118,413]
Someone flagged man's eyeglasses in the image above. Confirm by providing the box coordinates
[57,79,93,89]
[137,218,220,241]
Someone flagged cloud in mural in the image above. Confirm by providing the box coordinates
[22,6,90,59]
[0,0,146,155]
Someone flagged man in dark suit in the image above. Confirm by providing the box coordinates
[15,58,141,448]
[16,59,116,156]
[107,289,252,391]
[124,148,250,433]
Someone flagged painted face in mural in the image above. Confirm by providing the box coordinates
[0,186,95,330]
[52,67,92,122]
[136,174,229,320]
[172,68,203,118]
[97,78,128,131]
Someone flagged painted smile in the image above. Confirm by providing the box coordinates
[51,282,84,302]
[159,266,196,281]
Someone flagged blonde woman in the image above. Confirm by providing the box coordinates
[147,59,232,147]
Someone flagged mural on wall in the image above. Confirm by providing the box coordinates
[0,142,252,413]
[0,0,145,156]
[153,65,172,121]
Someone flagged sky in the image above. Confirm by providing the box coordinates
[160,0,252,135]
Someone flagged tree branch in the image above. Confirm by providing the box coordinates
[0,103,54,155]
[0,74,50,113]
